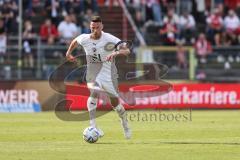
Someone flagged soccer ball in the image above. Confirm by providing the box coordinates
[83,126,99,143]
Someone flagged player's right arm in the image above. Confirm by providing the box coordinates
[65,38,78,62]
[66,34,86,62]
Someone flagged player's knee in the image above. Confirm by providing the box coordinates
[90,91,98,99]
[87,97,97,111]
[110,97,119,108]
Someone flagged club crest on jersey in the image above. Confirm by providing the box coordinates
[104,42,115,51]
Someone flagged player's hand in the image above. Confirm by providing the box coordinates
[66,54,76,62]
[106,52,118,61]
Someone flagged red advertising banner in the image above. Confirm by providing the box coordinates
[66,83,240,109]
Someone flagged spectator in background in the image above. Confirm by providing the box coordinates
[125,0,147,36]
[126,0,146,23]
[176,43,187,69]
[194,0,206,25]
[217,3,224,16]
[97,0,105,6]
[225,0,240,10]
[194,33,212,63]
[223,9,240,45]
[40,18,58,45]
[134,9,146,34]
[23,20,36,68]
[125,0,145,10]
[58,15,78,44]
[206,8,224,46]
[162,8,179,26]
[0,18,6,64]
[23,0,33,16]
[146,0,162,25]
[80,0,99,15]
[69,12,82,33]
[235,2,240,18]
[45,0,63,25]
[0,1,17,33]
[220,31,238,46]
[161,0,176,13]
[159,19,178,45]
[160,8,179,45]
[64,0,76,14]
[179,0,192,14]
[63,0,98,16]
[179,11,196,44]
[63,0,82,15]
[81,9,93,33]
[214,0,224,6]
[105,0,119,7]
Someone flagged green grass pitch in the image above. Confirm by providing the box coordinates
[0,110,240,160]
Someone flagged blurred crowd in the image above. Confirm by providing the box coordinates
[125,0,240,70]
[0,0,100,67]
[0,0,240,70]
[127,0,240,46]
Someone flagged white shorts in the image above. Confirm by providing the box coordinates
[87,78,119,98]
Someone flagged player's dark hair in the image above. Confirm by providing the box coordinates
[91,16,102,23]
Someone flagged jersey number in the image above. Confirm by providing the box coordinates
[91,54,102,62]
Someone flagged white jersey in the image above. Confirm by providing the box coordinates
[76,31,121,82]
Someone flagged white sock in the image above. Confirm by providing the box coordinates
[114,104,126,119]
[87,97,97,127]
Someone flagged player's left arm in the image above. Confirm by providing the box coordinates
[116,45,131,56]
[106,44,130,61]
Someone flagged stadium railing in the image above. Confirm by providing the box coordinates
[2,36,240,81]
[197,46,240,82]
[1,36,68,80]
[135,46,196,80]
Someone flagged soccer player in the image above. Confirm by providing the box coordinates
[65,16,131,139]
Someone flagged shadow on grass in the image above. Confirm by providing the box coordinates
[96,141,240,146]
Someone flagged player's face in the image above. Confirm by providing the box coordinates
[90,22,103,38]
